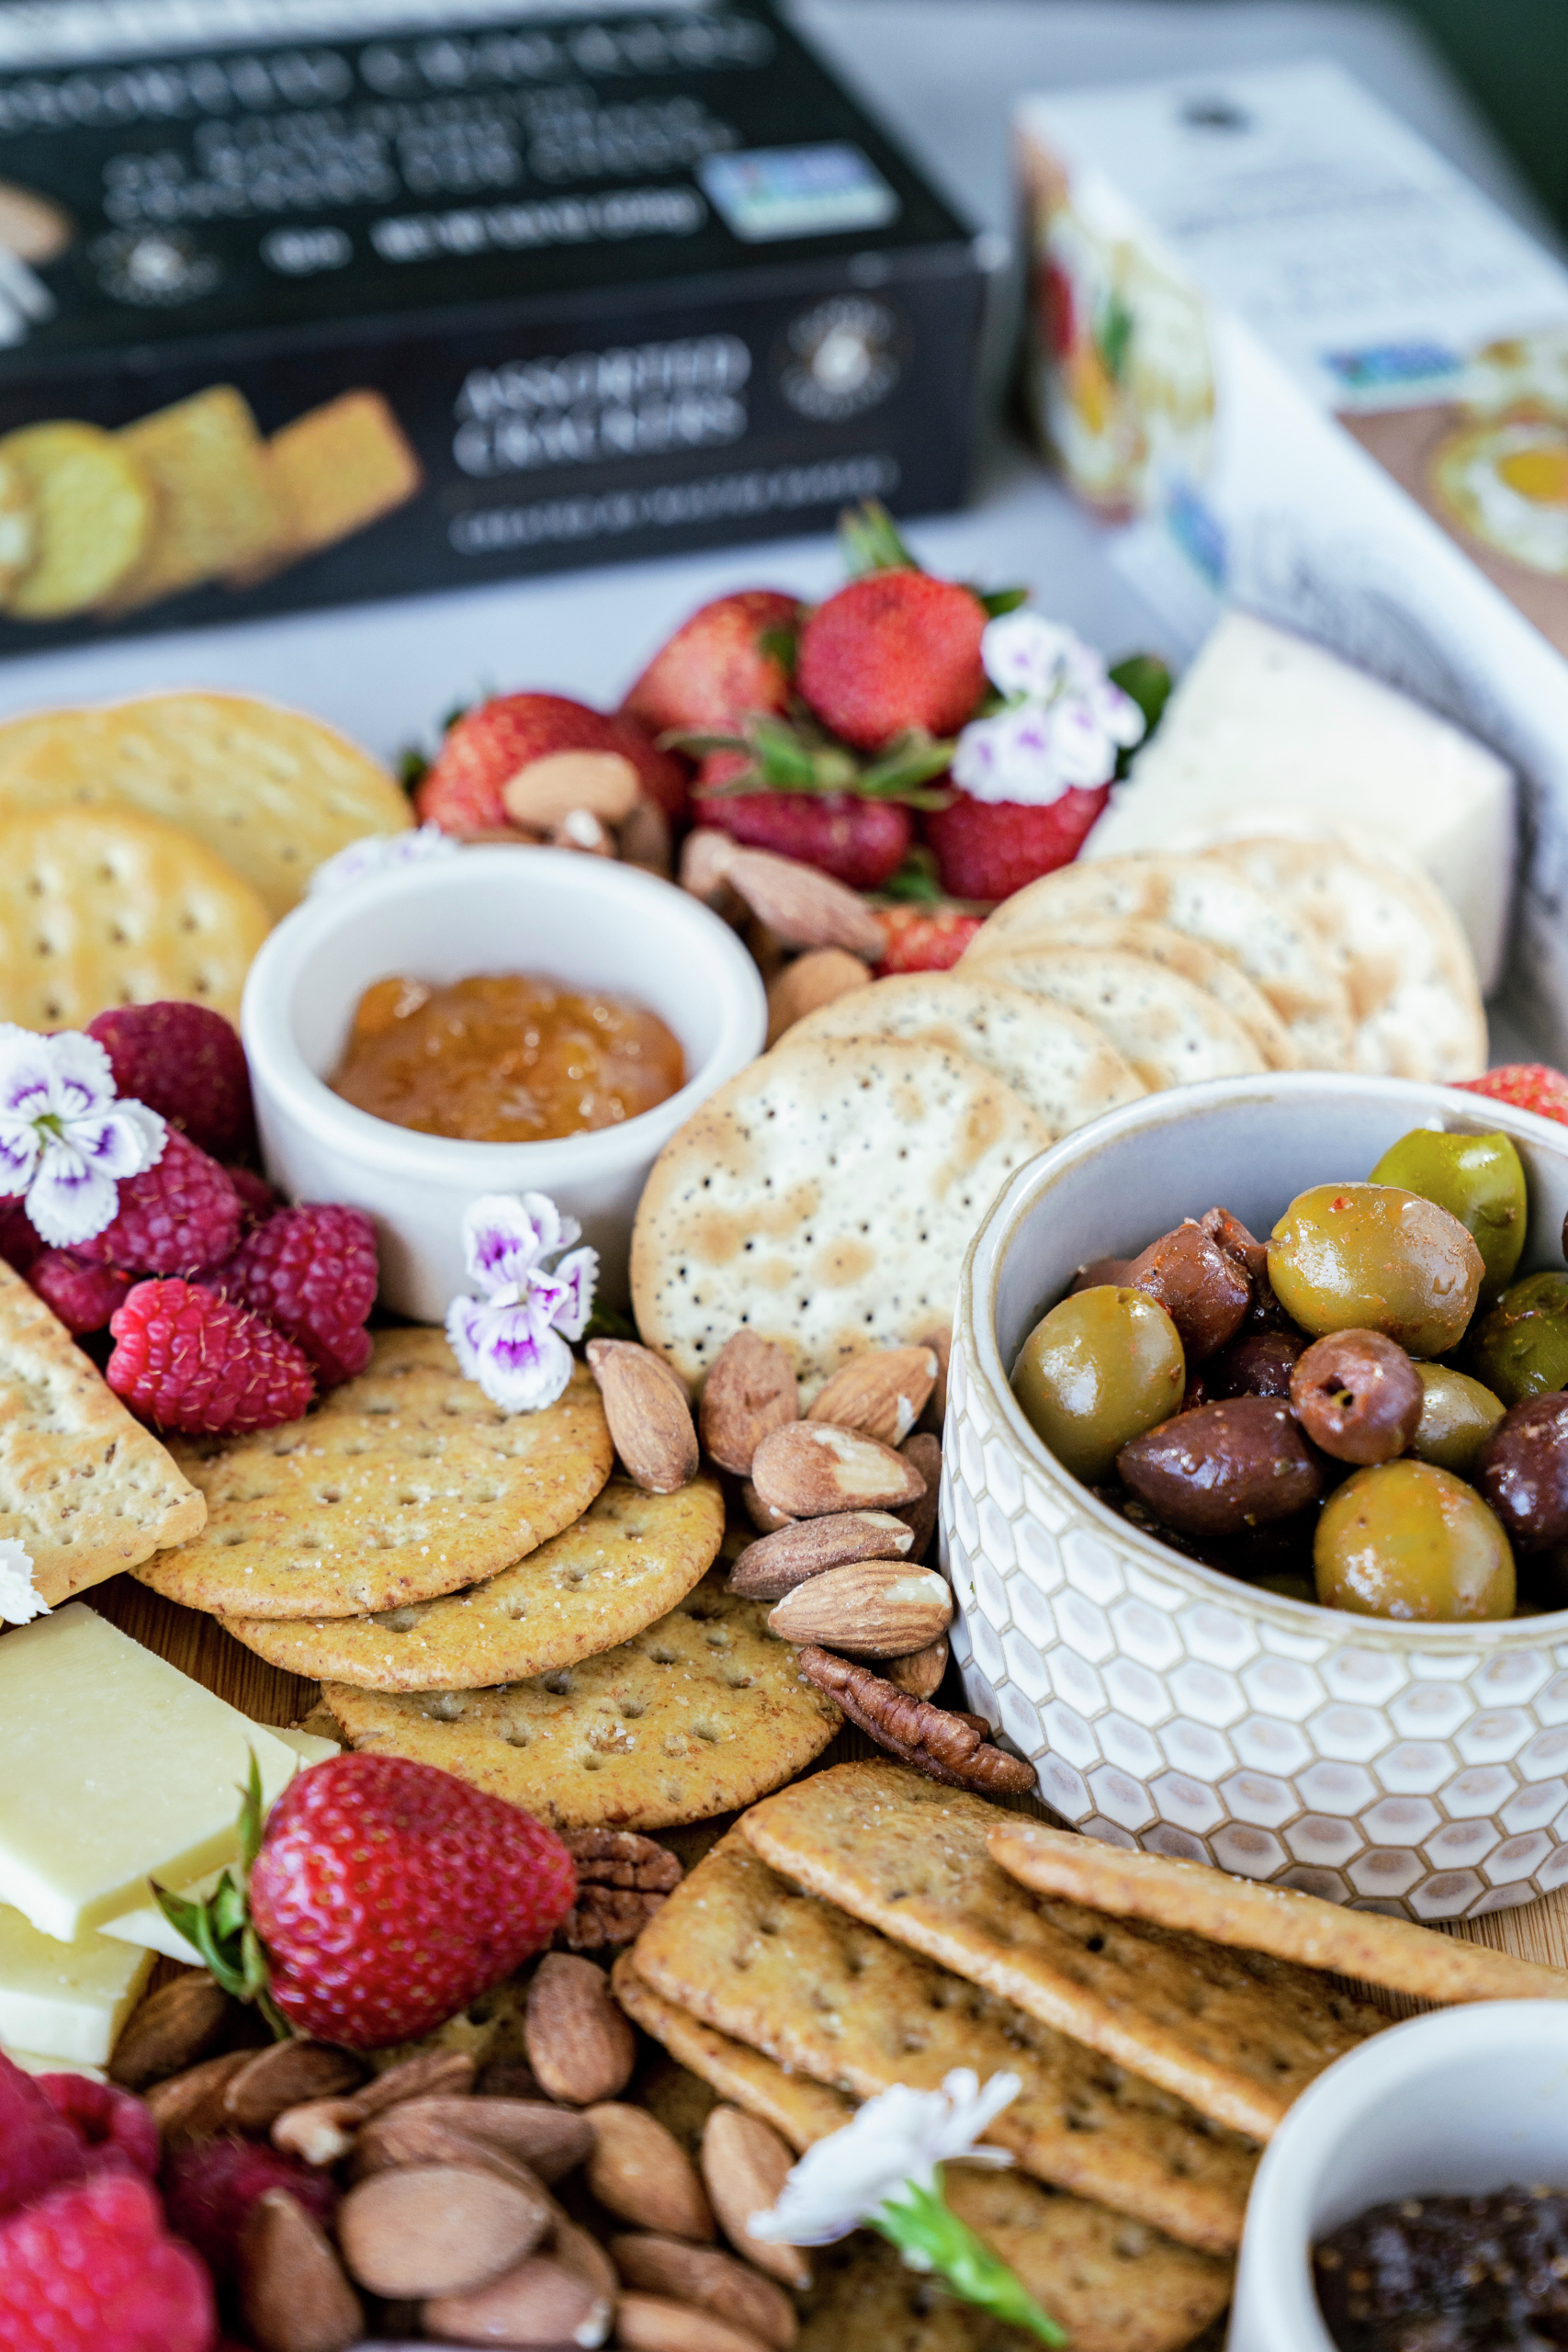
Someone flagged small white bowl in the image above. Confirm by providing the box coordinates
[241,847,766,1318]
[1230,2001,1568,2352]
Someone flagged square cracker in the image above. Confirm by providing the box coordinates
[0,1261,205,1606]
[743,1762,1385,2141]
[628,1829,1256,2255]
[989,1816,1568,2008]
[613,1954,1233,2352]
[106,386,287,612]
[241,388,423,577]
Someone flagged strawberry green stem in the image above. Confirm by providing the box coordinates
[152,1751,292,2041]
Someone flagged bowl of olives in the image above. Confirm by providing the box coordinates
[943,1072,1568,1923]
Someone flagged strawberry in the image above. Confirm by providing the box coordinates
[873,903,984,973]
[701,790,912,891]
[1455,1065,1568,1123]
[621,589,799,741]
[924,784,1111,903]
[415,693,636,835]
[797,569,987,751]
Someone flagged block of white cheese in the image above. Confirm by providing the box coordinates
[3,2049,107,2083]
[1084,609,1517,992]
[0,1604,299,1943]
[0,1903,152,2065]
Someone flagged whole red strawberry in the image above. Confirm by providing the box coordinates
[0,2170,214,2352]
[163,2138,336,2286]
[78,1129,242,1276]
[798,570,987,751]
[622,589,799,740]
[415,693,638,834]
[701,789,911,891]
[874,903,984,973]
[924,784,1111,903]
[607,713,689,821]
[1455,1064,1568,1124]
[28,1250,134,1334]
[107,1279,315,1434]
[86,1002,255,1162]
[204,1204,376,1386]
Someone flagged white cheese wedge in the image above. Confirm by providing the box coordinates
[3,2049,107,2083]
[1085,609,1517,992]
[0,1904,152,2065]
[0,1604,299,1943]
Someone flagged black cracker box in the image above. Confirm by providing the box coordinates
[0,0,986,652]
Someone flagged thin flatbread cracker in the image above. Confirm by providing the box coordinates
[989,1817,1568,2007]
[960,946,1265,1093]
[0,421,150,617]
[106,386,286,611]
[973,917,1296,1070]
[0,1261,205,1606]
[631,1831,1257,2254]
[744,1762,1384,2141]
[613,1953,854,2149]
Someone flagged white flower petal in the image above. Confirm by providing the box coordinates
[0,1537,44,1626]
[0,1030,70,1125]
[111,1099,168,1171]
[70,1104,165,1184]
[548,1246,598,1342]
[308,823,459,897]
[462,1193,551,1293]
[749,2072,1021,2246]
[981,609,1075,699]
[519,1190,581,1263]
[26,1143,121,1248]
[447,1294,575,1413]
[43,1029,119,1119]
[0,1122,39,1193]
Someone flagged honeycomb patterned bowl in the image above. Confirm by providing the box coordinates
[942,1072,1568,1924]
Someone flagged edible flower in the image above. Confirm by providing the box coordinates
[953,610,1145,807]
[307,822,459,896]
[446,1192,598,1414]
[750,2069,1066,2344]
[0,1026,165,1249]
[0,1538,44,1626]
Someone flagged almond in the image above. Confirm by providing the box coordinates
[728,1510,913,1601]
[742,1480,794,1534]
[620,797,673,877]
[697,2109,807,2291]
[586,1340,698,1494]
[883,1634,949,1699]
[585,2103,715,2240]
[350,2108,547,2188]
[551,2207,619,2301]
[272,2050,477,2167]
[807,1347,939,1447]
[108,1970,232,2090]
[722,849,884,958]
[356,2048,478,2113]
[764,948,871,1047]
[549,808,616,855]
[611,2234,796,2349]
[617,2291,770,2352]
[240,2188,363,2352]
[699,1330,798,1476]
[271,2097,361,2169]
[680,826,742,907]
[425,2252,613,2347]
[750,1421,925,1518]
[144,2049,254,2147]
[918,1323,952,1430]
[895,1431,942,1562]
[525,1953,636,2106]
[338,2162,549,2298]
[224,2039,364,2132]
[767,1561,952,1657]
[502,749,641,829]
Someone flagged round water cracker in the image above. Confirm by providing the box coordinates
[630,1036,1050,1400]
[0,421,152,617]
[225,1474,726,1690]
[969,852,1354,1069]
[774,971,1145,1137]
[0,803,270,1029]
[0,455,35,598]
[137,1332,613,1622]
[962,946,1265,1093]
[973,915,1297,1070]
[322,1573,842,1830]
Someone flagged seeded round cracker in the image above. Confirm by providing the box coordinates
[225,1474,726,1690]
[321,1573,842,1830]
[136,1333,613,1621]
[0,803,270,1029]
[960,945,1265,1093]
[973,916,1296,1069]
[0,422,152,617]
[630,1037,1050,1400]
[775,972,1145,1136]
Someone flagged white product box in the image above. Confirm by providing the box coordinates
[1017,62,1568,1050]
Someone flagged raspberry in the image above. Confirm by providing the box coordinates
[162,2137,336,2288]
[0,2051,85,2220]
[28,1250,135,1334]
[107,1279,315,1435]
[0,2170,214,2352]
[1455,1064,1568,1124]
[78,1131,243,1277]
[205,1204,376,1386]
[0,1199,42,1276]
[224,1164,282,1231]
[874,904,984,973]
[34,2075,159,2181]
[924,785,1110,902]
[87,1002,255,1162]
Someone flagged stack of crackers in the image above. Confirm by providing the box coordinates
[615,1758,1568,2352]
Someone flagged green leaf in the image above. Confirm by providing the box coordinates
[883,847,943,905]
[581,1301,636,1346]
[758,624,799,681]
[840,499,919,578]
[1097,288,1134,384]
[874,2172,1066,2346]
[152,1748,294,2042]
[659,728,750,758]
[977,585,1029,617]
[1107,652,1173,777]
[857,729,958,800]
[396,745,430,796]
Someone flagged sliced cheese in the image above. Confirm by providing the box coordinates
[0,1904,152,2065]
[3,2048,107,2083]
[1085,609,1516,991]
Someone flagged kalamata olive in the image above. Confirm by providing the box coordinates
[1069,1256,1132,1295]
[1117,1397,1324,1539]
[1208,1329,1306,1400]
[1314,1460,1514,1621]
[1012,1286,1185,1483]
[1475,1392,1568,1554]
[1369,1127,1527,1303]
[1288,1329,1423,1464]
[1267,1182,1483,1358]
[1242,1270,1298,1334]
[1468,1272,1568,1406]
[1124,1221,1251,1362]
[1200,1205,1269,1282]
[1410,1364,1506,1476]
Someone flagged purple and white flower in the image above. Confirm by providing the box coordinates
[0,1026,165,1250]
[446,1192,598,1413]
[953,610,1145,808]
[307,823,460,898]
[0,1537,45,1626]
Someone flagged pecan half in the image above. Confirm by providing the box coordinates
[795,1647,1035,1794]
[556,1827,682,1951]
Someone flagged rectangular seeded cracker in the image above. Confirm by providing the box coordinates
[743,1762,1386,2140]
[106,386,288,611]
[990,1818,1568,2007]
[236,389,423,582]
[628,1830,1256,2254]
[613,1953,1233,2352]
[0,1261,205,1605]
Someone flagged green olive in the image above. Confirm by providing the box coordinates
[1410,1364,1506,1476]
[1012,1285,1185,1482]
[1314,1459,1515,1621]
[1267,1182,1483,1358]
[1468,1272,1568,1407]
[1254,1571,1317,1607]
[1368,1127,1527,1302]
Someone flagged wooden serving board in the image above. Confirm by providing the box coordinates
[92,1572,1568,1977]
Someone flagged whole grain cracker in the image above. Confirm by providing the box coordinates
[974,917,1296,1069]
[989,1817,1568,2007]
[744,1762,1385,2141]
[136,1333,612,1621]
[629,1832,1256,2254]
[630,1037,1049,1401]
[612,1954,854,2149]
[322,1573,841,1831]
[958,947,1265,1093]
[225,1475,725,1690]
[967,853,1353,1069]
[0,1261,206,1606]
[776,972,1146,1138]
[246,388,423,573]
[105,386,287,612]
[0,802,270,1029]
[0,421,151,617]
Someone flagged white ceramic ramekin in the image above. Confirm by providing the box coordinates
[1230,2001,1568,2352]
[241,847,765,1318]
[945,1072,1568,1921]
